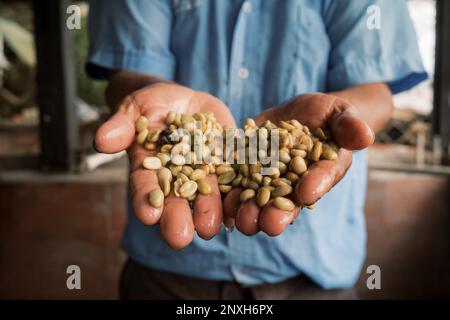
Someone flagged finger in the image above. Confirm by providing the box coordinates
[235,199,261,236]
[259,200,299,237]
[193,175,223,240]
[293,149,352,206]
[95,96,140,154]
[223,187,242,219]
[130,162,164,226]
[160,192,195,250]
[331,110,374,150]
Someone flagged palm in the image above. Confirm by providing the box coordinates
[223,93,374,237]
[95,83,236,250]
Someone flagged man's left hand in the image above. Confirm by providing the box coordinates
[223,93,374,236]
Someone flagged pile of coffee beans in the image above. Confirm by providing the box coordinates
[134,111,339,211]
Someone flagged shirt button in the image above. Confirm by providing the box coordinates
[243,1,252,13]
[238,68,249,79]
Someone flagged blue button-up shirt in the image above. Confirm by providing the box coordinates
[87,0,426,288]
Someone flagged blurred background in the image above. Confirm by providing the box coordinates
[0,0,449,299]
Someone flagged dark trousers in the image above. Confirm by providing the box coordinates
[120,259,357,300]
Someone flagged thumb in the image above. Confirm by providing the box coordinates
[94,96,140,154]
[331,110,374,150]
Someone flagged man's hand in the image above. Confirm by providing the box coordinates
[94,82,236,250]
[224,92,377,237]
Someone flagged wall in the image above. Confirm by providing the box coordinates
[358,170,450,299]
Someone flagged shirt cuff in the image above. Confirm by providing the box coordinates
[387,72,428,94]
[327,55,428,94]
[85,49,175,81]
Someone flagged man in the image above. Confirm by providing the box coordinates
[87,0,426,299]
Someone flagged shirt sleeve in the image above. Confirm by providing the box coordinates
[86,0,175,80]
[324,0,427,94]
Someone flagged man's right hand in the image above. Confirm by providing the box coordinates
[94,83,236,250]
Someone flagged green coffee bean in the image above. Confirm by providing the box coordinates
[186,193,197,201]
[313,127,326,141]
[148,130,161,143]
[166,111,176,125]
[197,178,212,195]
[273,197,295,211]
[216,164,234,175]
[157,153,171,166]
[279,150,291,164]
[160,144,173,153]
[272,184,293,197]
[174,113,182,126]
[158,167,172,182]
[291,128,304,138]
[241,177,249,188]
[285,172,299,183]
[290,149,307,158]
[144,142,157,150]
[290,156,307,175]
[298,134,313,151]
[173,179,182,197]
[176,173,188,184]
[143,156,162,170]
[256,187,271,207]
[218,170,236,185]
[199,164,210,175]
[135,116,148,132]
[240,189,256,202]
[161,180,171,196]
[252,173,263,185]
[247,181,260,190]
[310,141,323,162]
[179,181,198,198]
[171,154,186,166]
[149,188,164,208]
[279,120,296,131]
[181,114,195,124]
[245,118,256,128]
[172,142,190,155]
[278,161,288,175]
[181,165,194,176]
[290,119,303,129]
[232,174,243,187]
[190,169,206,181]
[219,185,232,193]
[263,176,272,186]
[321,143,338,160]
[137,129,149,145]
[264,167,280,179]
[250,162,261,174]
[271,178,290,187]
[239,164,249,177]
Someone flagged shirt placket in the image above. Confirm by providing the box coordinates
[226,0,260,284]
[226,0,254,126]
